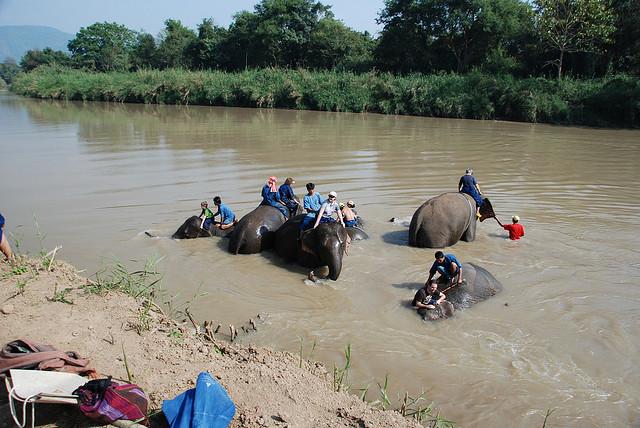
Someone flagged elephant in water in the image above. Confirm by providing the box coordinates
[274,215,355,280]
[172,216,233,239]
[418,262,503,321]
[227,205,287,254]
[409,193,494,248]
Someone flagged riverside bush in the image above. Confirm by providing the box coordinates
[11,66,639,127]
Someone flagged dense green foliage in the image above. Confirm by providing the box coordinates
[12,66,640,127]
[0,58,20,84]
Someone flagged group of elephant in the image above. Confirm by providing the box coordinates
[171,191,504,320]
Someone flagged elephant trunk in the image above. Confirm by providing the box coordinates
[317,243,343,281]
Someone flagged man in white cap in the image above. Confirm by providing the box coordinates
[495,215,525,240]
[313,191,345,228]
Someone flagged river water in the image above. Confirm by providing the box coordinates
[1,92,639,427]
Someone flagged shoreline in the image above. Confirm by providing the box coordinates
[10,66,639,128]
[0,256,427,427]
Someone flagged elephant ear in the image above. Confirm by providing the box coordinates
[300,229,317,255]
[479,198,496,222]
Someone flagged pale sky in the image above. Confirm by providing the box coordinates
[0,0,385,36]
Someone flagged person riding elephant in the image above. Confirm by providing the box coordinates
[409,192,494,248]
[172,216,232,239]
[414,262,503,321]
[227,205,287,254]
[278,177,300,218]
[458,168,483,218]
[260,176,289,219]
[275,215,349,281]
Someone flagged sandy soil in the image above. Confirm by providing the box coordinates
[0,257,422,428]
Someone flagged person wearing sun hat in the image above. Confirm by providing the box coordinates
[313,191,345,228]
[495,215,525,240]
[260,176,289,218]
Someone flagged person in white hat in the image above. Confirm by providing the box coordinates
[495,215,525,240]
[313,191,345,228]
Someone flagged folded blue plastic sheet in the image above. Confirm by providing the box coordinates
[162,372,235,428]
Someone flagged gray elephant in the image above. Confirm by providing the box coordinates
[274,215,352,280]
[409,193,494,248]
[172,216,232,239]
[417,263,503,321]
[227,205,287,254]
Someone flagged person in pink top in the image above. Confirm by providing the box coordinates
[495,215,525,240]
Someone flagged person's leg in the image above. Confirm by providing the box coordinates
[219,220,235,230]
[202,218,213,230]
[300,215,314,231]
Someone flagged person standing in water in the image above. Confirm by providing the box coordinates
[0,213,14,261]
[495,215,525,240]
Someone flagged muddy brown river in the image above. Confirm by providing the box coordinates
[1,92,639,427]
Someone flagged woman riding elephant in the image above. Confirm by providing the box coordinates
[260,176,289,219]
[409,192,494,248]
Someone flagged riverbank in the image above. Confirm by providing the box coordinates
[0,256,429,428]
[10,66,640,128]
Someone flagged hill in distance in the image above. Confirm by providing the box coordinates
[0,25,73,62]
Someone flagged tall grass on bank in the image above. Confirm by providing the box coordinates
[11,66,640,127]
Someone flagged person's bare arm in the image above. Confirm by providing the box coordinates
[437,292,446,305]
[313,205,326,228]
[455,265,463,284]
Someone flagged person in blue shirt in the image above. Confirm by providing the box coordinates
[299,182,324,231]
[458,168,483,218]
[278,177,300,218]
[427,251,463,285]
[0,212,13,261]
[260,176,289,218]
[212,196,237,230]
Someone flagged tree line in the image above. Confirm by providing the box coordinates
[1,0,638,85]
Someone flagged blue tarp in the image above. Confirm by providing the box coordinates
[162,372,235,428]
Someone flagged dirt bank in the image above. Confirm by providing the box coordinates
[0,257,424,427]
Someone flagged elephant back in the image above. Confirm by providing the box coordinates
[172,216,211,239]
[228,205,286,254]
[409,193,475,248]
[274,215,307,261]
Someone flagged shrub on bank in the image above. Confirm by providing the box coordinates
[10,66,640,127]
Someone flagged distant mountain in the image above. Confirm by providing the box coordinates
[0,25,73,62]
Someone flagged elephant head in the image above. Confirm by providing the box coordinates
[300,222,349,280]
[172,216,212,239]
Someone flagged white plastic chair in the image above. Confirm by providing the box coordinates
[5,369,87,428]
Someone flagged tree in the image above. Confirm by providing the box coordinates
[376,0,532,74]
[220,0,333,69]
[131,33,158,70]
[608,0,640,74]
[20,48,71,72]
[67,22,137,71]
[187,19,227,70]
[156,19,197,69]
[534,0,615,78]
[306,19,374,70]
[0,58,20,84]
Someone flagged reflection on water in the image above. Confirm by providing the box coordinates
[2,93,640,427]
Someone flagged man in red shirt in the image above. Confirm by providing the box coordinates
[496,215,525,240]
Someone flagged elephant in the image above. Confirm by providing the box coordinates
[418,262,503,321]
[408,193,495,248]
[274,215,351,280]
[227,205,287,254]
[171,216,232,239]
